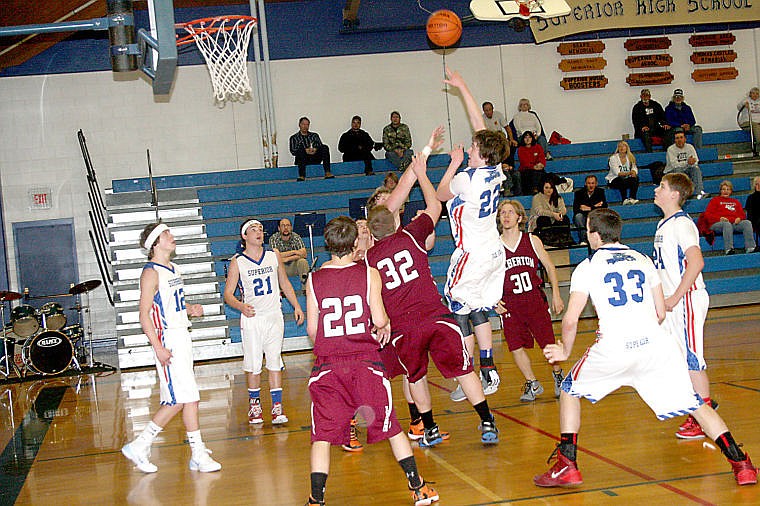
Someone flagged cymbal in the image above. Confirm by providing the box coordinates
[69,279,101,295]
[0,291,22,301]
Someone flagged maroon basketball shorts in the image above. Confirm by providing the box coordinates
[378,343,406,379]
[392,315,473,383]
[501,293,555,352]
[308,353,402,446]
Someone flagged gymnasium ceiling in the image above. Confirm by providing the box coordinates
[0,0,300,71]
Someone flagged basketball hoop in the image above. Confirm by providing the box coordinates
[515,0,544,19]
[176,15,257,103]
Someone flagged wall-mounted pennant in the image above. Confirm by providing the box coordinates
[626,71,675,86]
[557,41,606,56]
[560,75,608,90]
[624,37,671,52]
[625,54,673,68]
[558,57,607,72]
[690,50,737,65]
[688,33,736,47]
[692,67,739,82]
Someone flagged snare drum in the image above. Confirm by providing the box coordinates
[22,330,74,376]
[11,305,39,337]
[61,325,83,343]
[40,302,66,331]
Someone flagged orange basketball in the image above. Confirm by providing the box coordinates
[426,10,462,47]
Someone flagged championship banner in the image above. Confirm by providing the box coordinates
[530,0,760,43]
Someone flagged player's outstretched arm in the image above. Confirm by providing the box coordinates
[305,276,318,342]
[531,235,565,314]
[368,267,390,345]
[545,290,586,364]
[436,144,464,202]
[665,245,704,311]
[139,268,172,366]
[223,257,255,318]
[411,154,442,225]
[443,67,486,132]
[275,250,304,325]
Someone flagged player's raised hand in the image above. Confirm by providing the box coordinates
[187,303,204,317]
[443,66,465,89]
[449,144,464,167]
[293,307,305,325]
[427,125,446,152]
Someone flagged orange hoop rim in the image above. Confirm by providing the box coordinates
[175,15,257,46]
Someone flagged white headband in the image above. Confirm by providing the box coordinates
[143,223,169,250]
[240,219,262,239]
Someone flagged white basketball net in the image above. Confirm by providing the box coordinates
[183,17,257,103]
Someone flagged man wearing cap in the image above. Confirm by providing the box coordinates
[632,89,669,153]
[269,218,310,284]
[224,219,304,425]
[665,89,703,148]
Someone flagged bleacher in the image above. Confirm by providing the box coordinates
[109,130,759,358]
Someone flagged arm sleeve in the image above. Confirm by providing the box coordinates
[338,132,348,153]
[572,189,583,214]
[569,260,591,295]
[382,126,392,151]
[289,134,300,156]
[449,171,467,196]
[312,133,323,149]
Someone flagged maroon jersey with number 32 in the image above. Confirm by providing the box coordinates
[366,214,447,323]
[310,262,378,358]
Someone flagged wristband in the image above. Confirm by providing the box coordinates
[422,145,432,156]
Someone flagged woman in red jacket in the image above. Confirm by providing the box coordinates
[703,180,757,254]
[517,131,547,195]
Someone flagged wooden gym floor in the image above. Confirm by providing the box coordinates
[1,305,759,505]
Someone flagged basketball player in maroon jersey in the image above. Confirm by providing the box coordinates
[495,200,565,402]
[305,217,438,506]
[367,152,499,445]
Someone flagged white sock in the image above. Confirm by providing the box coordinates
[136,421,162,445]
[187,430,204,452]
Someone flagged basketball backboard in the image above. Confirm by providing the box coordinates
[139,0,178,95]
[470,0,571,20]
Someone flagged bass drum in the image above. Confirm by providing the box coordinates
[11,305,39,337]
[22,330,74,376]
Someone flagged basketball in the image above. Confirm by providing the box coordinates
[426,10,462,47]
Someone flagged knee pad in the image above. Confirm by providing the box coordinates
[452,313,472,337]
[470,310,489,327]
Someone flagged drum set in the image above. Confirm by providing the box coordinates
[0,280,101,379]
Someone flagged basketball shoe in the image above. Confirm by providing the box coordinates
[534,447,583,487]
[449,384,467,402]
[306,498,325,506]
[478,417,499,444]
[341,418,364,452]
[408,420,450,442]
[410,479,439,506]
[271,402,288,424]
[248,399,263,424]
[679,399,718,430]
[418,425,444,448]
[189,447,222,473]
[480,366,500,395]
[676,416,705,439]
[121,441,158,473]
[729,453,758,485]
[520,379,544,402]
[553,369,564,398]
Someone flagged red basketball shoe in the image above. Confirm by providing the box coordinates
[729,453,758,486]
[534,449,583,487]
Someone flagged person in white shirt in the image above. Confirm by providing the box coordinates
[665,129,706,199]
[737,86,760,155]
[606,141,640,205]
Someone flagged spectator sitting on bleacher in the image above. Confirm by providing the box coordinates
[700,180,757,255]
[528,178,574,248]
[737,87,760,156]
[745,175,760,236]
[632,88,669,153]
[665,89,703,148]
[382,111,414,170]
[483,101,519,195]
[573,175,607,245]
[380,172,399,192]
[511,98,551,159]
[289,117,334,182]
[517,131,546,195]
[338,115,383,176]
[606,141,640,205]
[269,218,310,283]
[665,129,707,199]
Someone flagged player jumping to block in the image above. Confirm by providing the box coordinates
[224,219,304,425]
[367,149,499,446]
[305,217,439,506]
[534,209,757,488]
[653,173,716,439]
[495,200,565,402]
[122,223,221,474]
[436,68,509,401]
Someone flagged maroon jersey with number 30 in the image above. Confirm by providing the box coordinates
[502,232,545,307]
[310,262,378,358]
[366,214,447,323]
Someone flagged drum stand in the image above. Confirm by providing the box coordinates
[73,291,94,368]
[0,304,22,379]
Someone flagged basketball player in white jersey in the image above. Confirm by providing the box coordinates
[535,209,756,488]
[436,68,508,400]
[653,173,714,439]
[122,223,221,474]
[224,219,304,425]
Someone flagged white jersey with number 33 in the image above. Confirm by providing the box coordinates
[570,245,663,339]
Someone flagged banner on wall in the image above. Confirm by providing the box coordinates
[530,0,760,43]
